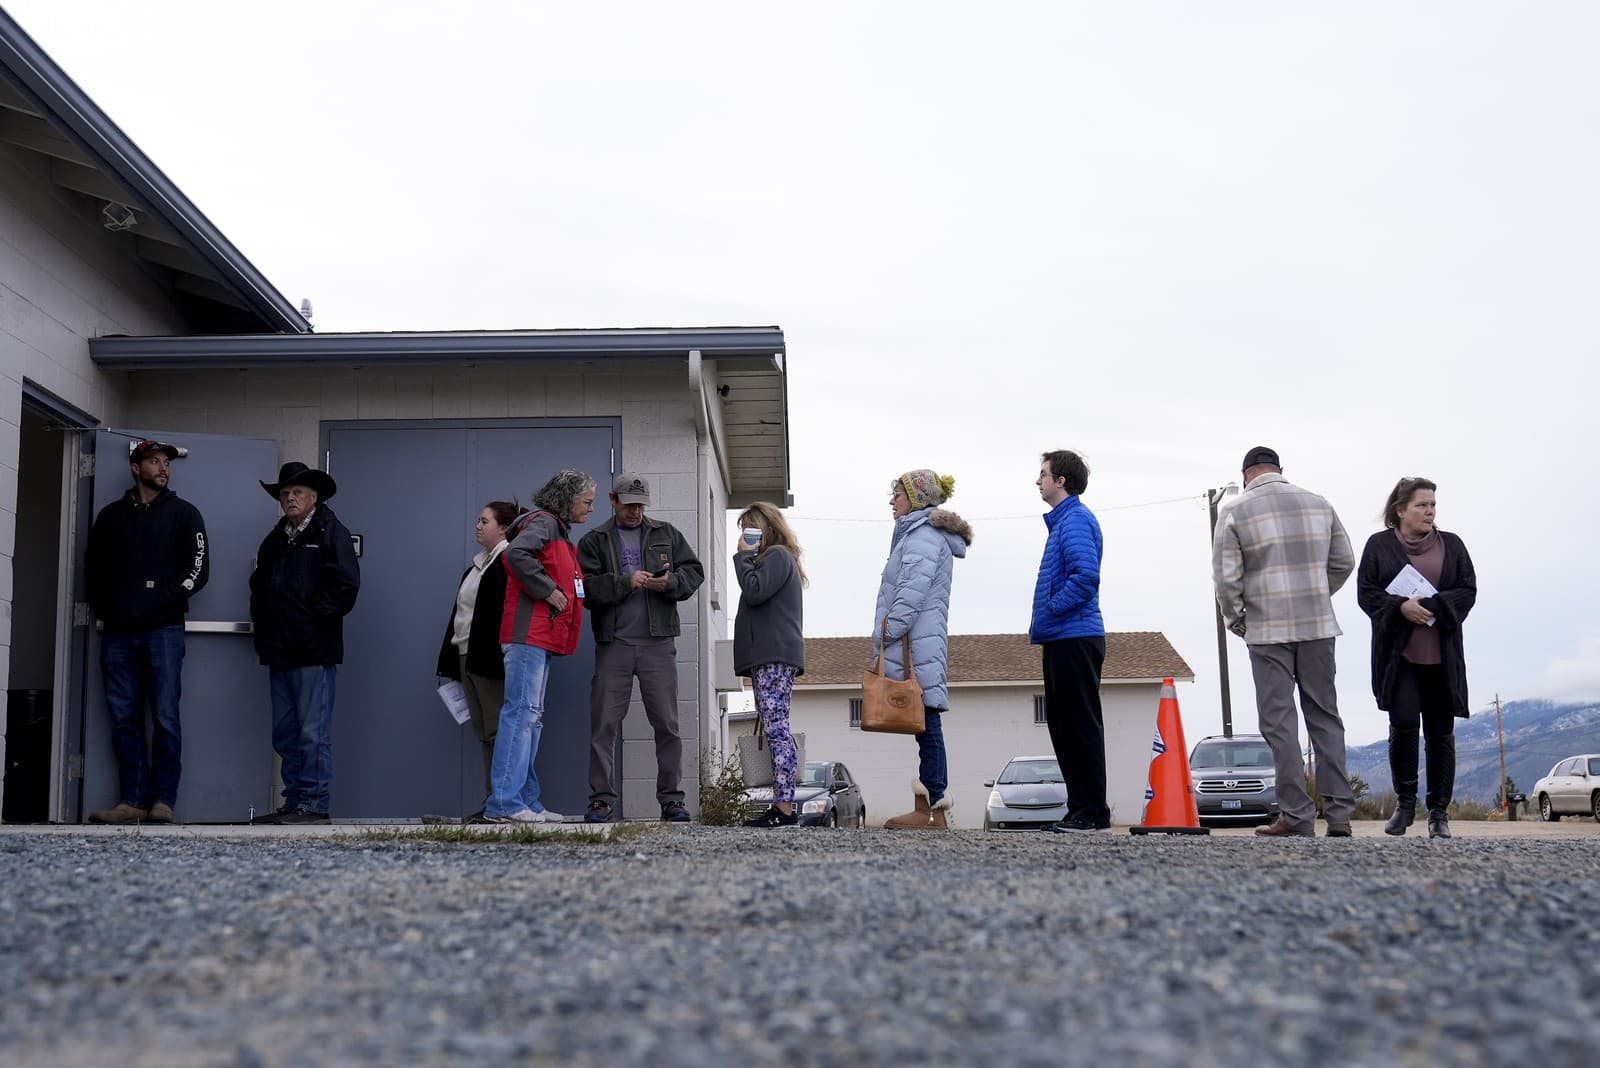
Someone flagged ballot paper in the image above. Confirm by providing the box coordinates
[1385,564,1438,626]
[436,680,472,725]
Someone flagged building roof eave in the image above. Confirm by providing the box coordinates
[89,327,787,369]
[0,9,308,334]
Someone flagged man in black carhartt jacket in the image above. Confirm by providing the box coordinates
[248,462,360,824]
[85,439,209,824]
[576,472,703,823]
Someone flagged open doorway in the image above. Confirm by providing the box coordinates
[3,398,70,823]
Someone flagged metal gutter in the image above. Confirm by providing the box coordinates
[0,8,308,334]
[90,328,787,369]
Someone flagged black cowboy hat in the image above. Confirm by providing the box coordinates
[260,461,337,501]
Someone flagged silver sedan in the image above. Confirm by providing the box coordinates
[983,755,1067,831]
[1532,754,1600,822]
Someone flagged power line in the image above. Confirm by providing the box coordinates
[788,492,1205,524]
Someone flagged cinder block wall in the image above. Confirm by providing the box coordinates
[1,144,182,755]
[786,682,1164,826]
[122,358,719,816]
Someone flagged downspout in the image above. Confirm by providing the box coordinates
[687,351,717,785]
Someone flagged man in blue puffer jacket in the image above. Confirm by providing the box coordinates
[1029,449,1108,832]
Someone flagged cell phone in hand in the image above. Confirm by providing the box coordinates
[649,566,670,578]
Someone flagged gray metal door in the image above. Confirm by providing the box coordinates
[81,430,280,822]
[323,419,617,818]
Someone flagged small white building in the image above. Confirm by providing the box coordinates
[724,632,1194,827]
[0,12,789,822]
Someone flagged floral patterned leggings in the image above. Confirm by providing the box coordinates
[753,663,798,803]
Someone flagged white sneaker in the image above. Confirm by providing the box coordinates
[534,809,565,823]
[505,808,541,823]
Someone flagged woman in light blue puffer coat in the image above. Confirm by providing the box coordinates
[873,468,972,829]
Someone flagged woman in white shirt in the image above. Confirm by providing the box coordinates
[436,500,518,798]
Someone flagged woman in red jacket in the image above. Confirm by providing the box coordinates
[483,469,596,824]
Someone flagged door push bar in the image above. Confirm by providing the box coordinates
[93,620,253,633]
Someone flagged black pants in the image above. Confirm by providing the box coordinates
[1387,661,1456,816]
[1042,636,1108,826]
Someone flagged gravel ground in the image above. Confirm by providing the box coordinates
[2,826,1598,1067]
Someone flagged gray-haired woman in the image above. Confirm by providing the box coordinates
[482,469,595,824]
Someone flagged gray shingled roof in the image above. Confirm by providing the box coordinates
[799,632,1194,686]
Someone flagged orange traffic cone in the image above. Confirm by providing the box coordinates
[1129,678,1210,836]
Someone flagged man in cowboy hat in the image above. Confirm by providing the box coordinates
[248,462,361,824]
[84,439,209,824]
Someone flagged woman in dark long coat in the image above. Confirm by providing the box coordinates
[1356,477,1477,839]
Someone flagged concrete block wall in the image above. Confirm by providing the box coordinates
[1,144,183,733]
[123,358,718,818]
[784,682,1166,826]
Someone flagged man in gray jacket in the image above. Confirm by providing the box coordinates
[1212,446,1357,838]
[576,473,705,823]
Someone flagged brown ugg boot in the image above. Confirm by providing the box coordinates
[883,780,932,829]
[884,781,953,829]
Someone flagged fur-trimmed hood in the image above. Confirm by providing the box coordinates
[926,508,973,551]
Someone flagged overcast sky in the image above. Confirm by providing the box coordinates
[12,1,1598,745]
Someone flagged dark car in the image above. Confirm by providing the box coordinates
[742,761,866,828]
[1189,734,1279,827]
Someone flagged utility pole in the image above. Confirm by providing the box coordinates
[1494,693,1507,810]
[1207,486,1235,737]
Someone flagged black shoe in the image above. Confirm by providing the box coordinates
[743,805,797,828]
[1428,814,1451,839]
[1325,824,1353,838]
[661,801,691,823]
[276,808,330,825]
[252,806,293,825]
[459,807,486,826]
[1385,802,1416,836]
[584,800,615,824]
[1050,816,1111,834]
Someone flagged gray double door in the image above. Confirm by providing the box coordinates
[79,419,616,821]
[324,419,616,818]
[80,429,281,822]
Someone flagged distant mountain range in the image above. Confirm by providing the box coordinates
[1346,698,1600,803]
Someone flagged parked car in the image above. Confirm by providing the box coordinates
[742,761,866,827]
[1189,734,1279,827]
[984,755,1068,830]
[1532,754,1600,822]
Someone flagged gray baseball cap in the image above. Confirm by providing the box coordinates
[612,472,650,505]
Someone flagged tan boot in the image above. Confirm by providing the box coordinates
[884,781,953,830]
[883,781,932,829]
[148,802,175,824]
[89,802,148,824]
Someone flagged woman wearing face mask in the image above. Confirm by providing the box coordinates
[436,499,519,803]
[874,469,971,830]
[731,502,808,828]
[1356,477,1477,839]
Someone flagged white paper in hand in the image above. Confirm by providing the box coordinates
[436,680,472,725]
[1385,564,1438,627]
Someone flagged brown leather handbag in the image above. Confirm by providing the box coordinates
[860,618,925,734]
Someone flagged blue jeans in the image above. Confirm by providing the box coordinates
[917,708,948,804]
[101,626,186,809]
[269,666,337,814]
[487,644,551,817]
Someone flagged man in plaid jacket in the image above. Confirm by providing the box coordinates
[1212,446,1357,838]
